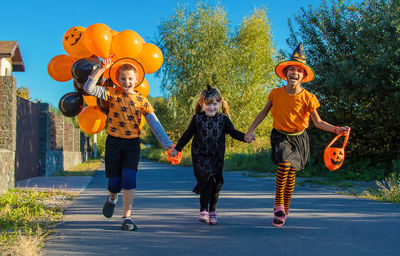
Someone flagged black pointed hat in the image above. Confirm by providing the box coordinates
[275,43,315,83]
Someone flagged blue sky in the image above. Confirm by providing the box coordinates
[3,0,327,108]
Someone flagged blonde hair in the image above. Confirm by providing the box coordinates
[194,84,230,119]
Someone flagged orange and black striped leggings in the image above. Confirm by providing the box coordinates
[274,161,296,213]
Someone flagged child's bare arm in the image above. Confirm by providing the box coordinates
[245,100,272,142]
[310,110,350,135]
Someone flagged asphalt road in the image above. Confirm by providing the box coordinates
[43,159,400,256]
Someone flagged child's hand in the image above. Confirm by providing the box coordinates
[245,132,256,143]
[337,126,351,135]
[169,149,178,157]
[164,146,182,165]
[99,57,112,71]
[91,58,112,79]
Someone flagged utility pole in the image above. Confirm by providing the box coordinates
[93,134,97,158]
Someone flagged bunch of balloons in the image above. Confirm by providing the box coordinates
[48,23,163,134]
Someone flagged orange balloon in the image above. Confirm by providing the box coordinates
[135,78,150,97]
[139,115,146,130]
[83,23,112,59]
[62,26,92,59]
[136,43,163,74]
[78,106,107,134]
[47,54,76,82]
[110,30,144,60]
[102,55,118,79]
[83,95,98,106]
[110,30,119,37]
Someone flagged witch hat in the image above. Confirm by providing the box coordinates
[275,43,315,83]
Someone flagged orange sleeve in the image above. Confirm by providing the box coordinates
[139,96,154,115]
[308,94,320,113]
[268,88,276,103]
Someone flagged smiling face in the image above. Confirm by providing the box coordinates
[202,98,221,117]
[286,65,305,86]
[118,70,138,93]
[330,150,344,166]
[324,147,345,171]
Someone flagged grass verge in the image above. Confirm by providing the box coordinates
[361,173,400,203]
[0,189,76,256]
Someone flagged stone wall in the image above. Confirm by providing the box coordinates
[0,76,92,194]
[39,104,91,177]
[0,76,16,194]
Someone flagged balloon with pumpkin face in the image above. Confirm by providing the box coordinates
[323,130,351,171]
[63,26,92,59]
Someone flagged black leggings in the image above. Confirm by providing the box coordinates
[199,176,221,212]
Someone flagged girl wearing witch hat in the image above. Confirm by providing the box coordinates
[245,43,350,227]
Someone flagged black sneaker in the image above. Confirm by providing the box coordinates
[102,197,117,218]
[122,218,137,231]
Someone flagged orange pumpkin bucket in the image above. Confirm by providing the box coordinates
[324,129,351,171]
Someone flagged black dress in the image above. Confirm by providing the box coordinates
[175,112,245,194]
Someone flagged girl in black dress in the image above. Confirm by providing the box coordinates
[169,85,248,225]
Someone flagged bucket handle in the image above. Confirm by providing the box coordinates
[326,128,351,149]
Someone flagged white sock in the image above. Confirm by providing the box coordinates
[108,196,117,204]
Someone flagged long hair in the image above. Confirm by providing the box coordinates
[194,84,230,118]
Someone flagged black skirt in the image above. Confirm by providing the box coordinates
[270,129,310,170]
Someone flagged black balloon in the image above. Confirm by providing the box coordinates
[73,79,89,96]
[71,58,101,84]
[97,97,110,115]
[58,92,84,117]
[73,77,104,96]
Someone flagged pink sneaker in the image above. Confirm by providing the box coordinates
[209,211,217,225]
[198,211,209,223]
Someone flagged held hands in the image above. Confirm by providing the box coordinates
[165,146,182,165]
[169,148,178,157]
[245,131,256,143]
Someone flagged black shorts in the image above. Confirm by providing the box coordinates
[105,135,140,178]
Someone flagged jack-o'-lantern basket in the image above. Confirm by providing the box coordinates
[324,129,351,171]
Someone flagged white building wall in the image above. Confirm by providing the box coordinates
[0,58,13,76]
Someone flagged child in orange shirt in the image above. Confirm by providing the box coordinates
[245,43,350,227]
[84,57,174,231]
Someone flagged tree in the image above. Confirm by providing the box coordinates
[287,0,400,172]
[157,3,277,141]
[16,85,42,103]
[16,86,31,100]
